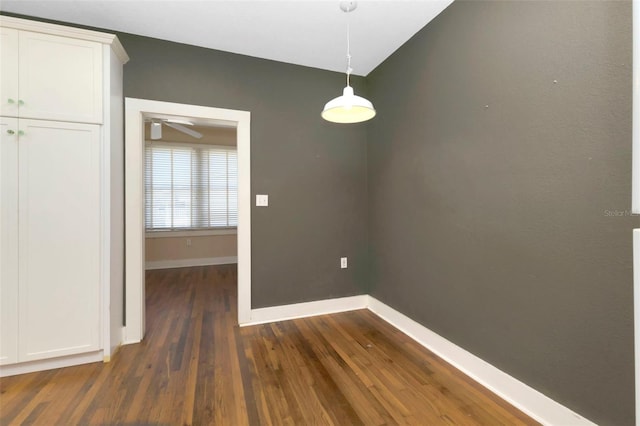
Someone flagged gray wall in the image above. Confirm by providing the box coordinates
[6,4,637,423]
[367,1,635,424]
[116,34,370,308]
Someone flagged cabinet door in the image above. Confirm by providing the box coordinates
[18,119,101,362]
[0,28,19,117]
[19,31,103,124]
[0,117,19,366]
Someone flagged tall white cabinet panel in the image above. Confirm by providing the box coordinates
[0,28,19,118]
[19,32,103,124]
[0,16,128,376]
[18,120,101,361]
[0,117,19,365]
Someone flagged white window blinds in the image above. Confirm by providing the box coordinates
[145,142,238,230]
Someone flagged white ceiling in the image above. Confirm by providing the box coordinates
[1,0,453,76]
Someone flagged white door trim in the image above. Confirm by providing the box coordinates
[123,98,251,343]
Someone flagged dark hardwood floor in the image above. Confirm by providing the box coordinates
[0,265,538,425]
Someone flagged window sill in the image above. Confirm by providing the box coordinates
[145,229,237,238]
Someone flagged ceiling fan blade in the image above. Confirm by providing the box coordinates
[164,122,203,139]
[165,118,194,126]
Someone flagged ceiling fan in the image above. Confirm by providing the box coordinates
[149,118,203,140]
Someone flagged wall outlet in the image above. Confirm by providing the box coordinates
[340,257,348,269]
[186,238,192,247]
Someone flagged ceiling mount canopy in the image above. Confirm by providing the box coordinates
[339,1,358,13]
[321,1,376,124]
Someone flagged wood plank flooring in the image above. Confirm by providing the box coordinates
[0,265,538,425]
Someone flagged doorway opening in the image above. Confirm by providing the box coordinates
[124,98,251,344]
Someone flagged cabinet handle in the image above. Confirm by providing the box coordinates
[7,130,15,135]
[18,100,24,106]
[7,98,15,104]
[18,130,24,136]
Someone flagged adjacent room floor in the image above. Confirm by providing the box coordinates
[0,265,538,425]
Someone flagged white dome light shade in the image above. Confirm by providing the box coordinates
[321,86,376,124]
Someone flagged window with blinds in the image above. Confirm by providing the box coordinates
[145,142,238,231]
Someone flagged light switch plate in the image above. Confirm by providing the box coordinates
[341,257,348,269]
[256,194,269,207]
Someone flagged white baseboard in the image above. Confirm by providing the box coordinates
[0,351,103,377]
[367,296,596,426]
[145,256,237,270]
[242,294,368,327]
[239,293,595,424]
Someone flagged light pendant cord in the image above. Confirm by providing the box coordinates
[346,6,352,87]
[322,1,375,123]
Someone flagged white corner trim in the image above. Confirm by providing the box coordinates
[145,256,238,270]
[243,295,368,327]
[634,229,640,426]
[0,351,103,378]
[366,296,596,426]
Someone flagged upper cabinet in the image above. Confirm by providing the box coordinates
[1,28,102,123]
[0,18,128,124]
[18,31,103,123]
[0,28,19,118]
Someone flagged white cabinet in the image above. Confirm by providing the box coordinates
[0,16,128,376]
[1,119,100,364]
[0,117,18,366]
[18,120,101,362]
[0,29,19,118]
[0,27,103,123]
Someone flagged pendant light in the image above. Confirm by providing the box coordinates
[321,1,376,124]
